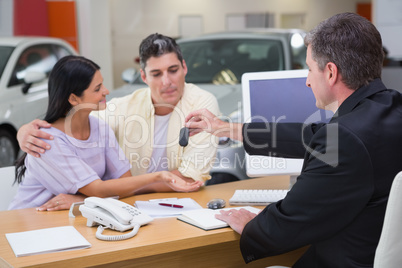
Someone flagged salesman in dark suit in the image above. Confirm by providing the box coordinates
[185,12,402,267]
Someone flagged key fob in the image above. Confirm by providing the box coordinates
[179,127,189,147]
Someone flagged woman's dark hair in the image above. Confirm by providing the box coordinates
[14,55,100,183]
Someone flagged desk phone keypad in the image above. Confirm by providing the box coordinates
[123,205,142,216]
[122,204,153,225]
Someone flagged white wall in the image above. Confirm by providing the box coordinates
[76,0,114,91]
[0,0,13,36]
[373,0,402,59]
[0,0,377,89]
[0,0,374,88]
[109,0,371,89]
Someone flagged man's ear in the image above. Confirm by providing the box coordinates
[182,59,188,76]
[140,69,147,84]
[68,93,79,106]
[326,62,338,86]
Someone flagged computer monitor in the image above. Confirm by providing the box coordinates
[241,69,332,178]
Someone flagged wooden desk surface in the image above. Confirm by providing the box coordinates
[0,176,306,268]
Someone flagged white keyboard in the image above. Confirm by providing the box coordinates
[229,189,289,205]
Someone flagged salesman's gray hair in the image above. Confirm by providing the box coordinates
[304,12,384,90]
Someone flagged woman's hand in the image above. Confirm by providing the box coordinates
[37,193,86,211]
[158,171,203,192]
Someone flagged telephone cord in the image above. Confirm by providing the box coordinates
[95,224,140,241]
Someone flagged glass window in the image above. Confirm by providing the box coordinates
[0,46,14,80]
[180,39,284,85]
[52,44,73,59]
[289,33,307,70]
[9,44,59,87]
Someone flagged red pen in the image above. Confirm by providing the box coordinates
[158,203,183,208]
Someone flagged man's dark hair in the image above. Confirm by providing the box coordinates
[139,33,184,71]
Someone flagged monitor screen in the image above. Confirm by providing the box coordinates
[241,69,333,177]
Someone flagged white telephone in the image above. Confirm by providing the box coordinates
[79,196,153,241]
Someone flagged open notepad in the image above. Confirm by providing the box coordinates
[135,198,202,218]
[5,226,91,257]
[177,206,261,230]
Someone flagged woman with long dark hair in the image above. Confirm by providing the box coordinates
[9,55,201,210]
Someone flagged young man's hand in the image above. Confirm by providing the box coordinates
[17,119,53,158]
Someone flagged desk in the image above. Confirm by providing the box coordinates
[0,176,307,268]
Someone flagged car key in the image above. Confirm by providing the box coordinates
[179,127,189,147]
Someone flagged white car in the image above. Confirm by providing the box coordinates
[0,37,77,167]
[111,29,308,183]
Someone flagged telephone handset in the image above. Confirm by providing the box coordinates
[79,197,153,241]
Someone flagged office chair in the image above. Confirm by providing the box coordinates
[0,166,18,211]
[374,171,402,268]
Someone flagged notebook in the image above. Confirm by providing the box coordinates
[177,206,261,230]
[5,226,91,257]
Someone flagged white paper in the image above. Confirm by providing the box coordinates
[177,206,261,230]
[5,226,91,257]
[135,198,203,218]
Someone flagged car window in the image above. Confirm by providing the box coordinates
[8,44,60,87]
[179,39,284,84]
[289,33,307,69]
[53,44,73,59]
[0,46,14,80]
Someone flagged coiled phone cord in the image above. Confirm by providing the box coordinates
[95,224,140,241]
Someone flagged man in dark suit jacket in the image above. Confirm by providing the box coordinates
[185,12,402,267]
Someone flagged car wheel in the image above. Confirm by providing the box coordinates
[0,129,19,167]
[206,173,240,185]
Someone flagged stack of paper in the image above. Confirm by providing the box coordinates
[135,198,203,218]
[5,226,91,257]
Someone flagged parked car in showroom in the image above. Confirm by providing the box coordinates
[110,29,307,183]
[0,37,77,167]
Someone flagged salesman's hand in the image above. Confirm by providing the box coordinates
[185,108,228,137]
[185,109,243,141]
[215,208,257,234]
[17,119,53,158]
